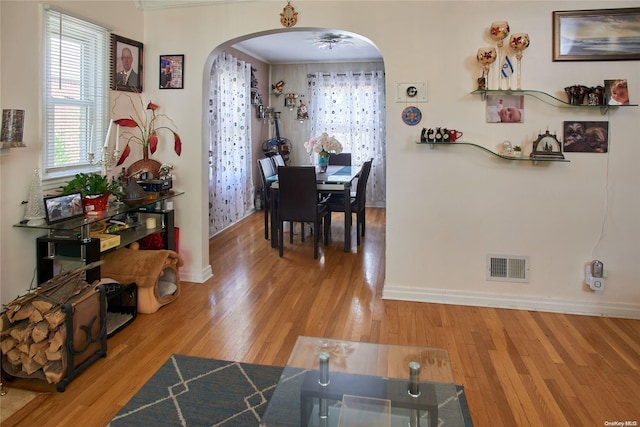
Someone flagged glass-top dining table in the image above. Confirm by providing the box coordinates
[269,165,360,252]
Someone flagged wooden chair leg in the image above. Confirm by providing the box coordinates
[279,221,284,257]
[301,223,305,242]
[313,219,320,259]
[323,216,330,245]
[264,206,269,240]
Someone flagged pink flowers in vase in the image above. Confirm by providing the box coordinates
[304,132,343,157]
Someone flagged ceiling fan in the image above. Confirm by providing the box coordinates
[313,33,354,50]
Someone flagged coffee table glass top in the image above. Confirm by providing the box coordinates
[261,336,465,427]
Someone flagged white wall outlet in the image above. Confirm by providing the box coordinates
[585,264,605,291]
[396,82,427,103]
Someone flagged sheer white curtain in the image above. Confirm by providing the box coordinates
[308,71,386,205]
[208,53,254,237]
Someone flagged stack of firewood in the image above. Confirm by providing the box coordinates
[1,264,100,384]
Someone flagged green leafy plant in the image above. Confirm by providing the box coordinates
[61,173,123,198]
[513,145,522,152]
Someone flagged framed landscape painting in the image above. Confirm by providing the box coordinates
[553,8,640,61]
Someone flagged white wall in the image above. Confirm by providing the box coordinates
[2,1,639,318]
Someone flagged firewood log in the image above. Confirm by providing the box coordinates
[0,336,17,354]
[9,322,33,342]
[48,329,64,352]
[32,300,54,313]
[44,310,66,329]
[11,303,35,322]
[20,353,43,375]
[45,348,62,361]
[17,340,31,354]
[6,348,22,366]
[29,308,44,324]
[31,321,50,343]
[43,361,63,384]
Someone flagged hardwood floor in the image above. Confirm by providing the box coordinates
[3,208,639,426]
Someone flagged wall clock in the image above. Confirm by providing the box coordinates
[531,130,565,159]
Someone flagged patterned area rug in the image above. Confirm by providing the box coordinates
[109,354,473,427]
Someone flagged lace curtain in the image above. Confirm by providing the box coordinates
[308,70,386,205]
[208,53,254,237]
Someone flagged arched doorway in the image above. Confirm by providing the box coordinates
[205,28,386,237]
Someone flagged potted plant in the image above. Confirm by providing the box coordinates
[513,145,522,157]
[61,173,123,212]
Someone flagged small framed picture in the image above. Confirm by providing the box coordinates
[111,34,143,92]
[563,121,609,153]
[160,55,184,89]
[486,95,524,123]
[604,79,630,105]
[44,193,85,224]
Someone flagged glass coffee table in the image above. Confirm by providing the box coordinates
[260,336,466,427]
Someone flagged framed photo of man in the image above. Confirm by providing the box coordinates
[111,34,143,92]
[159,55,184,89]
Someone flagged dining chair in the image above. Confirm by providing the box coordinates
[322,159,372,246]
[272,154,286,167]
[276,166,329,259]
[258,157,277,240]
[328,152,351,166]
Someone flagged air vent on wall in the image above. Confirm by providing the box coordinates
[486,254,530,283]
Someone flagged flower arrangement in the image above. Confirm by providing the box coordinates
[113,94,182,166]
[304,132,343,156]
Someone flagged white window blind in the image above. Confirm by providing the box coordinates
[43,8,109,180]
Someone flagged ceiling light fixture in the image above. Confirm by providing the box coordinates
[313,34,353,50]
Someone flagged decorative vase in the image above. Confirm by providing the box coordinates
[83,192,111,212]
[317,152,329,173]
[127,144,162,178]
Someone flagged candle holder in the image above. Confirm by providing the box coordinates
[476,47,497,90]
[509,33,530,90]
[489,21,510,90]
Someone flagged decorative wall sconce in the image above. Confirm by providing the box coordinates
[1,109,26,156]
[284,93,297,109]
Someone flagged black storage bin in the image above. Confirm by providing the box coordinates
[104,282,137,337]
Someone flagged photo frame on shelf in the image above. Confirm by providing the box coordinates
[486,94,524,123]
[111,35,144,92]
[44,193,85,224]
[563,121,609,153]
[553,8,640,61]
[160,54,184,89]
[604,79,630,105]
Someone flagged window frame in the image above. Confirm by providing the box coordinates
[42,7,109,184]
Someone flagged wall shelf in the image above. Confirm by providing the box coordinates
[471,89,637,115]
[417,141,570,164]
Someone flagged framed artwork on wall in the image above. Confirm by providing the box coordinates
[111,34,143,92]
[563,121,609,153]
[553,8,640,61]
[160,55,184,89]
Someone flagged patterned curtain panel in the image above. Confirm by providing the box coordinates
[308,71,386,205]
[209,53,254,237]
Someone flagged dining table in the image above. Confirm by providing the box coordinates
[269,165,360,252]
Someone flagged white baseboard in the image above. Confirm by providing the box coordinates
[382,285,640,320]
[179,264,213,284]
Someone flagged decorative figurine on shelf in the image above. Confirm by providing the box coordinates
[477,47,497,90]
[489,21,510,90]
[509,33,530,90]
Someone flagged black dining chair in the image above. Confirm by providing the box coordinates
[272,154,286,168]
[258,157,277,240]
[328,152,351,166]
[276,166,329,259]
[322,159,372,246]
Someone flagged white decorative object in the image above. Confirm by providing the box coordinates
[489,21,510,90]
[24,168,46,225]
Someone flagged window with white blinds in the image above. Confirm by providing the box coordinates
[43,8,109,180]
